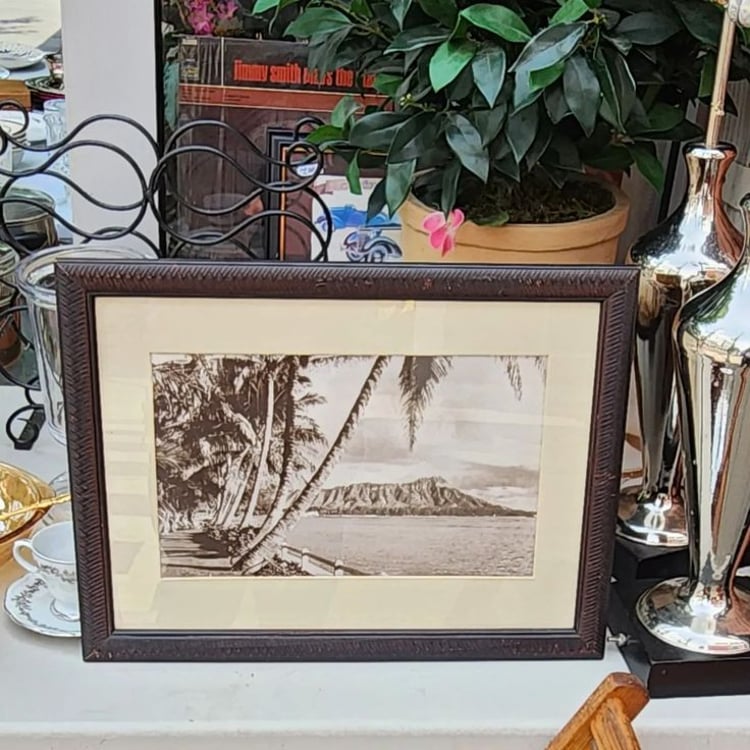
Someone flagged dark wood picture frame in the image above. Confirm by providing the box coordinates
[57,261,638,662]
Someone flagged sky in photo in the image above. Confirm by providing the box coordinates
[307,356,547,507]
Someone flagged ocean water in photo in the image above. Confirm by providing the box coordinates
[285,515,536,577]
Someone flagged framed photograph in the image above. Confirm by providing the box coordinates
[58,262,637,662]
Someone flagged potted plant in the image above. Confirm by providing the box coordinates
[249,0,750,263]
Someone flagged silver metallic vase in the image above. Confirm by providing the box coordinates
[636,193,750,656]
[618,143,742,547]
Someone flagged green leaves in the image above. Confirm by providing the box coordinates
[544,84,569,123]
[460,4,531,43]
[446,113,489,181]
[385,159,417,214]
[429,39,476,91]
[563,55,600,136]
[615,11,679,45]
[306,123,344,145]
[584,143,632,171]
[525,118,553,170]
[346,156,362,195]
[513,23,587,73]
[251,0,721,226]
[349,111,412,150]
[473,210,510,226]
[530,62,565,90]
[441,159,461,214]
[252,0,280,12]
[285,7,351,37]
[331,95,360,128]
[351,0,370,16]
[387,25,449,52]
[417,0,458,27]
[629,143,664,191]
[367,179,387,221]
[551,0,592,26]
[507,102,539,162]
[474,105,508,146]
[388,112,440,162]
[594,48,635,131]
[391,0,413,27]
[472,46,506,107]
[514,70,545,109]
[547,132,582,172]
[672,0,722,46]
[374,73,403,96]
[632,102,683,135]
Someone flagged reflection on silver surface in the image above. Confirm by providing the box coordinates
[15,244,156,444]
[636,194,750,655]
[619,143,742,548]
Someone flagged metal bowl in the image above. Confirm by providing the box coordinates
[0,463,55,566]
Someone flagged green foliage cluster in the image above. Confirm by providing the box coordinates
[252,0,750,223]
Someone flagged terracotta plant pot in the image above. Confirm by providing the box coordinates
[399,183,630,264]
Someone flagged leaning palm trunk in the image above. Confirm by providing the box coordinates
[214,447,254,528]
[233,355,390,574]
[264,358,300,528]
[237,375,275,529]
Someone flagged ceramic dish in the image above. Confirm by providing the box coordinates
[0,67,9,81]
[0,463,54,565]
[0,43,45,71]
[4,574,81,637]
[25,76,64,99]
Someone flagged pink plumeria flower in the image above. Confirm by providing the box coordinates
[187,0,215,34]
[422,209,465,256]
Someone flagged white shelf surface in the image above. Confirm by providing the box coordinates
[1,387,750,750]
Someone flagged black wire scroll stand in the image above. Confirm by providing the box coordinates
[0,102,334,448]
[152,115,333,261]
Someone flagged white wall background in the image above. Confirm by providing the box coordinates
[61,0,160,247]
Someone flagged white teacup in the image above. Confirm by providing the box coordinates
[13,521,79,621]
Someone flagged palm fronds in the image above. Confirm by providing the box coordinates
[398,356,452,449]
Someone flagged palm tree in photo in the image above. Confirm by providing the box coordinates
[232,355,391,573]
[154,354,272,532]
[231,353,545,573]
[236,372,275,526]
[215,363,276,530]
[154,353,330,542]
[230,354,454,572]
[398,356,453,449]
[234,359,328,530]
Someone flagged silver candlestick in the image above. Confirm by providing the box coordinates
[618,143,741,547]
[636,194,750,656]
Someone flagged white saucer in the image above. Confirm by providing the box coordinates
[3,574,80,638]
[0,67,9,80]
[0,42,45,70]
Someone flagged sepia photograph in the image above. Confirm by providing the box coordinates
[153,353,547,579]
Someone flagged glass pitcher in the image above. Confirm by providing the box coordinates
[15,244,157,444]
